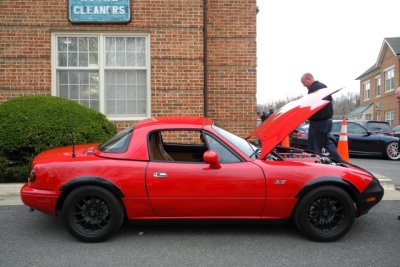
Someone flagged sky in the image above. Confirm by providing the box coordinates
[256,0,400,104]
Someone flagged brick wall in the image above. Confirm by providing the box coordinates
[0,0,257,136]
[207,0,257,137]
[359,44,400,126]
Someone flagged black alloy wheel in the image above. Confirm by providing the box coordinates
[294,186,355,242]
[62,186,124,242]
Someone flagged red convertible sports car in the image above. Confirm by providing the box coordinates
[21,88,384,242]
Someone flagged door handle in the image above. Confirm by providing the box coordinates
[153,172,168,178]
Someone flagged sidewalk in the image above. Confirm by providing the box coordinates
[372,173,400,200]
[1,173,399,206]
[0,183,24,205]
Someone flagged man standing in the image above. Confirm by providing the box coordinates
[300,73,343,162]
[256,111,268,123]
[266,108,274,119]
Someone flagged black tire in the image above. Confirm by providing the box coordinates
[294,186,355,242]
[384,141,400,160]
[62,185,124,242]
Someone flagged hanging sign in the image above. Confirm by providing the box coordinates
[69,0,131,23]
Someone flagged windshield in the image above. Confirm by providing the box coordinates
[212,125,258,159]
[97,125,134,153]
[365,122,392,132]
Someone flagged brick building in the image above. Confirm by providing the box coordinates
[355,37,400,127]
[0,0,257,136]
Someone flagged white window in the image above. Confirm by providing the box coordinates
[52,33,150,120]
[375,76,381,97]
[376,113,381,121]
[365,114,372,120]
[384,68,394,92]
[363,81,370,100]
[385,111,394,126]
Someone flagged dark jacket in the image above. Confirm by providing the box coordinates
[307,81,333,121]
[260,112,268,122]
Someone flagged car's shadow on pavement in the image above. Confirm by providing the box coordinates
[3,202,399,245]
[5,205,303,242]
[119,220,301,240]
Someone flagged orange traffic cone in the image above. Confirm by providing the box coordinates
[281,136,290,147]
[337,119,350,162]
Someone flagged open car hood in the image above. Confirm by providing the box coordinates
[253,87,341,159]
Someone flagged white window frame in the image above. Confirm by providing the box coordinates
[363,81,370,100]
[384,66,395,93]
[51,32,151,121]
[385,111,394,126]
[375,75,381,97]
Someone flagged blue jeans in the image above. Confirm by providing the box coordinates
[308,120,344,162]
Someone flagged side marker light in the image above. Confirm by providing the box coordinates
[366,197,377,203]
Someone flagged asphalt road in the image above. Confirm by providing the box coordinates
[350,156,400,187]
[1,202,399,267]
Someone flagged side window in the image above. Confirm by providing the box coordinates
[148,130,206,162]
[347,123,367,134]
[204,134,241,163]
[331,122,341,133]
[98,125,133,153]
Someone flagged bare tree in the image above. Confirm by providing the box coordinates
[332,92,360,119]
[258,92,360,120]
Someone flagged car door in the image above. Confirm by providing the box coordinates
[347,122,380,154]
[146,132,266,218]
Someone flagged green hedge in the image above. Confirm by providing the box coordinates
[0,96,117,182]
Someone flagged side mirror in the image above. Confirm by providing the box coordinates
[203,150,221,169]
[365,130,372,136]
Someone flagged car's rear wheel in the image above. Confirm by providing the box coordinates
[294,186,355,242]
[62,185,124,242]
[384,141,400,160]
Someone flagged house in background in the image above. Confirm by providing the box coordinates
[348,103,373,120]
[355,37,400,127]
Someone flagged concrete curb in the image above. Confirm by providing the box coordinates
[371,173,396,191]
[0,183,23,197]
[0,183,23,206]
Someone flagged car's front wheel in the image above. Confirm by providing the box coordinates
[384,141,400,160]
[62,186,124,242]
[294,186,355,242]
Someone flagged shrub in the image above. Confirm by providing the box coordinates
[0,96,117,182]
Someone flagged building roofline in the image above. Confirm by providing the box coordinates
[355,65,380,80]
[376,37,400,66]
[356,37,400,80]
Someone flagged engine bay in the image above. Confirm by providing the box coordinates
[265,146,344,166]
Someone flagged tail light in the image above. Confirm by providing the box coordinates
[28,169,37,183]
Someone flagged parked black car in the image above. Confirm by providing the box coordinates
[290,123,309,149]
[290,120,400,160]
[393,125,400,138]
[353,120,395,137]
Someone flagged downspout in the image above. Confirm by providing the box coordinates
[203,0,208,117]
